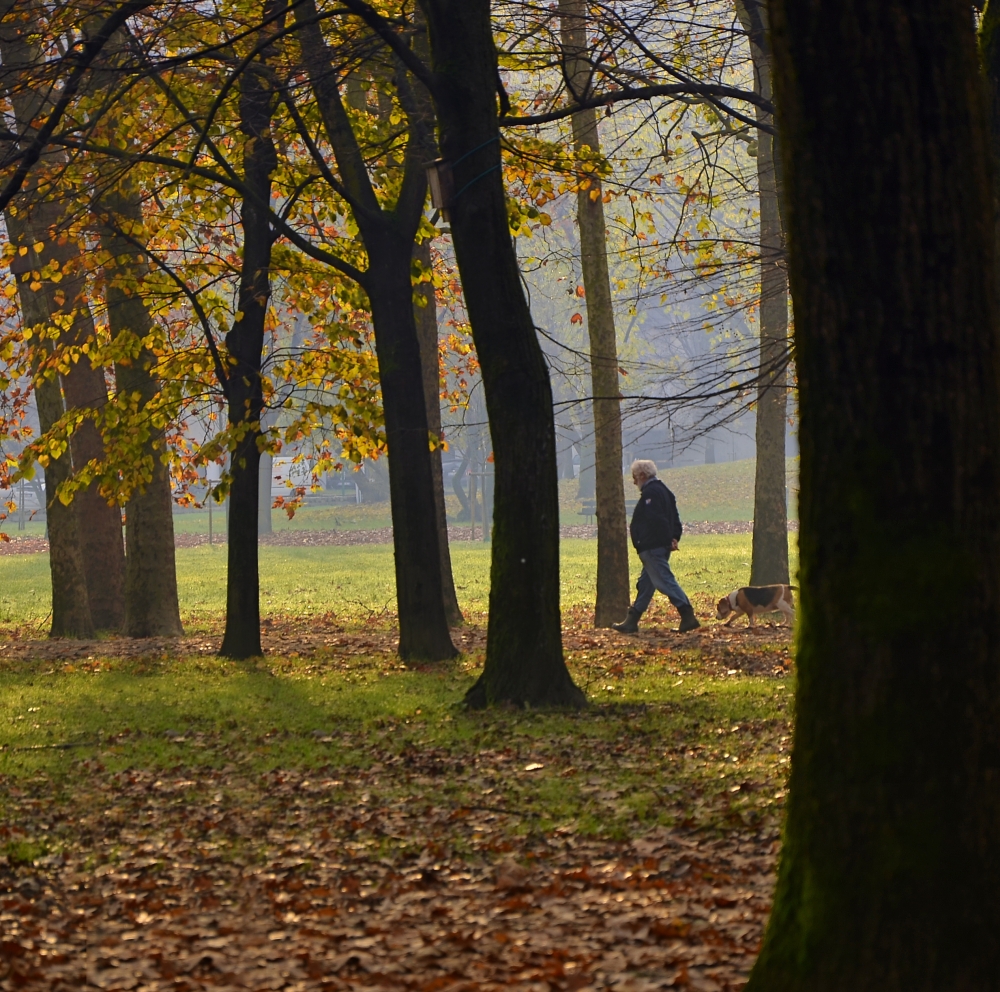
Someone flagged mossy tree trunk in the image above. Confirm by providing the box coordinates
[559,0,630,628]
[746,1,1000,988]
[420,0,584,707]
[736,0,790,587]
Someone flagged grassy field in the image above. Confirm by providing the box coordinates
[0,535,794,988]
[2,458,800,542]
[0,534,797,631]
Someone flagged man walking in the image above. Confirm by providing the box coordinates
[613,459,700,634]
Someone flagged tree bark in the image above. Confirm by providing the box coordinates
[6,209,93,639]
[980,2,1000,271]
[413,238,463,626]
[219,2,285,660]
[559,0,631,628]
[420,0,584,707]
[98,184,183,637]
[258,451,273,535]
[59,343,126,630]
[295,0,456,660]
[737,0,790,587]
[365,232,459,658]
[746,2,1000,988]
[0,0,125,630]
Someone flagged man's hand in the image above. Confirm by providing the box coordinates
[671,539,679,551]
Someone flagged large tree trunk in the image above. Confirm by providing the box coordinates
[59,355,125,630]
[219,2,284,660]
[58,307,126,631]
[738,0,790,587]
[365,231,458,658]
[6,210,93,639]
[559,0,630,628]
[294,0,456,661]
[746,2,1000,988]
[98,180,183,637]
[0,3,116,637]
[420,0,584,708]
[413,238,463,626]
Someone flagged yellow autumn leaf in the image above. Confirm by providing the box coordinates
[32,242,44,254]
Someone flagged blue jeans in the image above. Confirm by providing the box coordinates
[632,547,691,615]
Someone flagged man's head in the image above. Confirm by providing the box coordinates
[630,459,657,488]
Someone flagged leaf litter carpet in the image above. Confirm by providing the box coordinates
[1,620,791,991]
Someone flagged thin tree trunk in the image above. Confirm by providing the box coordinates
[413,238,463,626]
[747,1,1000,988]
[258,451,273,535]
[452,444,472,520]
[559,0,630,627]
[219,2,285,660]
[737,0,790,587]
[98,185,183,637]
[421,0,584,708]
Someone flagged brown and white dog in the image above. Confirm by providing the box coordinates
[716,584,795,627]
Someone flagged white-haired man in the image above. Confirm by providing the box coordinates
[612,459,700,634]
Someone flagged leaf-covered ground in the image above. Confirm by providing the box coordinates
[0,611,793,991]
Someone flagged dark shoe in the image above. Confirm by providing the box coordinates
[612,608,641,634]
[677,604,700,633]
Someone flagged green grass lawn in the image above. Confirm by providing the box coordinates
[5,458,800,543]
[0,535,792,988]
[0,533,797,831]
[0,534,797,630]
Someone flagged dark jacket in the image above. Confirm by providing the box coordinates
[630,478,683,552]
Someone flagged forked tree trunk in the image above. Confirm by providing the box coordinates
[0,0,125,630]
[295,0,456,660]
[421,0,584,708]
[559,0,630,628]
[98,181,183,637]
[413,238,463,626]
[737,0,790,587]
[6,209,93,639]
[220,1,284,660]
[746,2,1000,988]
[0,3,121,636]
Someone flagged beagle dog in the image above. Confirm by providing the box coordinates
[716,584,795,627]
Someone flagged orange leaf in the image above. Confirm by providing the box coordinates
[570,313,583,324]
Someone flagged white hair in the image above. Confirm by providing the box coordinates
[630,459,658,481]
